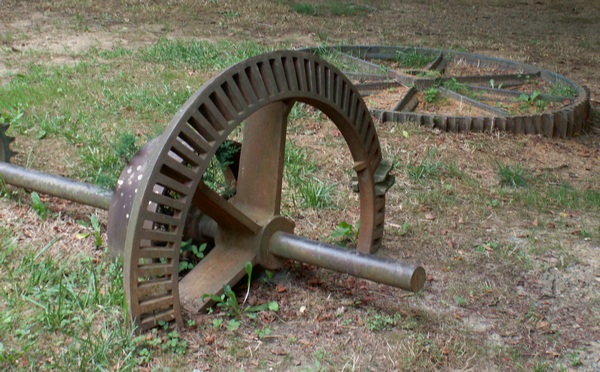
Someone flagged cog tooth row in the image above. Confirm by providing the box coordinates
[0,123,17,163]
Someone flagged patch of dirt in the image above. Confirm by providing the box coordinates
[416,92,497,117]
[0,196,104,261]
[363,86,409,111]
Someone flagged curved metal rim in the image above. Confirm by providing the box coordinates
[123,50,387,330]
[300,45,591,138]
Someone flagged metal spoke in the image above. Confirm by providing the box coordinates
[234,101,291,220]
[179,244,256,314]
[192,182,260,234]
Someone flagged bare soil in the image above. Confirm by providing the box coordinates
[1,0,599,370]
[364,86,410,111]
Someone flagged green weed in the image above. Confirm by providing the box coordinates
[567,351,583,367]
[0,104,24,126]
[423,87,440,103]
[329,220,360,245]
[289,1,370,17]
[394,48,434,69]
[393,222,412,237]
[30,192,48,220]
[178,240,206,273]
[514,90,547,113]
[497,163,527,188]
[76,214,103,248]
[489,79,503,90]
[548,82,577,97]
[454,295,468,307]
[443,77,477,98]
[407,149,439,181]
[132,323,189,365]
[365,311,402,332]
[255,327,272,339]
[202,263,279,320]
[226,319,241,332]
[296,178,335,209]
[204,284,242,318]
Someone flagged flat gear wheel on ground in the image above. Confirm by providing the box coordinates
[303,46,591,138]
[0,123,16,163]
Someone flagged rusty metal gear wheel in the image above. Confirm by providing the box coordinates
[303,46,591,138]
[122,50,406,330]
[0,123,16,163]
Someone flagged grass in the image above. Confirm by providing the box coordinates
[365,310,402,331]
[394,48,435,69]
[511,182,600,212]
[442,77,478,99]
[139,38,269,70]
[79,130,140,188]
[406,148,440,181]
[287,1,371,17]
[312,46,385,75]
[548,82,577,97]
[0,230,140,369]
[497,163,528,188]
[423,87,440,104]
[284,140,335,209]
[0,227,232,370]
[0,39,270,187]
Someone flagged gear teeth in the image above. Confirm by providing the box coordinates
[0,122,17,163]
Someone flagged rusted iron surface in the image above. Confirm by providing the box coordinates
[107,137,163,257]
[123,50,414,330]
[0,123,16,163]
[302,46,591,138]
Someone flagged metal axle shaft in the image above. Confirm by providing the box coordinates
[0,162,112,210]
[270,231,425,292]
[0,161,425,293]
